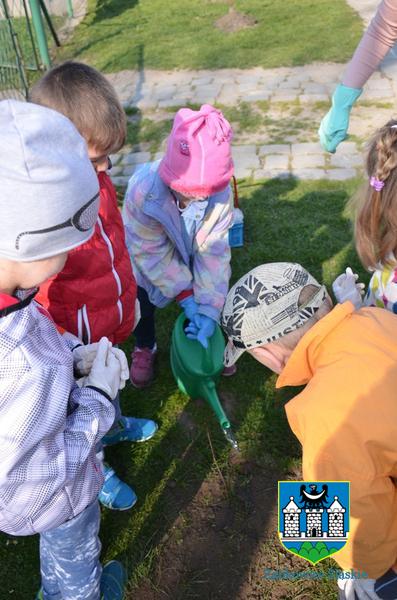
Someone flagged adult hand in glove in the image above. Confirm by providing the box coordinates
[318,84,362,153]
[185,314,216,348]
[332,267,365,309]
[73,343,129,389]
[83,337,123,400]
[178,295,199,323]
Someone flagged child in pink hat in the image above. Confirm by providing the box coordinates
[123,104,235,387]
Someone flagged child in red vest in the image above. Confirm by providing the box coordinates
[30,61,157,511]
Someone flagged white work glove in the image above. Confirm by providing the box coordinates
[83,337,123,400]
[72,344,97,374]
[332,267,365,309]
[338,576,379,599]
[73,342,129,389]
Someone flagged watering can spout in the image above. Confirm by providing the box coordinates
[204,379,230,430]
[170,313,239,449]
[203,380,239,451]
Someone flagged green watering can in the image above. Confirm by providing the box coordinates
[170,313,239,449]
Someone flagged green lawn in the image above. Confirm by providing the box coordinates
[0,177,366,598]
[57,0,363,72]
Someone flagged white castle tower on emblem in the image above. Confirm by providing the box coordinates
[327,496,345,537]
[282,497,301,538]
[306,507,323,538]
[280,488,348,543]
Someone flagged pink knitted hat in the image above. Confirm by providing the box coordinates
[159,104,234,197]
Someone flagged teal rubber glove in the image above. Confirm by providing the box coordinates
[318,84,362,153]
[185,314,216,348]
[178,296,199,323]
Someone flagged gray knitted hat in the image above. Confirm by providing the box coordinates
[0,100,99,262]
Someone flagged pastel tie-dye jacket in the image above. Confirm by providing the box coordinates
[122,161,233,322]
[364,262,397,313]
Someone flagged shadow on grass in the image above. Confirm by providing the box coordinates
[234,176,364,284]
[61,27,126,60]
[92,0,139,25]
[0,176,363,599]
[124,43,145,145]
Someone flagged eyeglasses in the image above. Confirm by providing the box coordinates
[90,155,112,172]
[15,191,100,251]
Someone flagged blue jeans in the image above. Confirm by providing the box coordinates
[40,501,102,600]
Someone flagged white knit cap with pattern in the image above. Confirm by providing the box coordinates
[0,100,99,262]
[221,263,327,366]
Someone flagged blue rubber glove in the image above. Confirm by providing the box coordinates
[178,296,199,323]
[185,314,216,348]
[318,84,362,153]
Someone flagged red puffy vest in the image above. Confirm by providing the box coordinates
[36,172,136,344]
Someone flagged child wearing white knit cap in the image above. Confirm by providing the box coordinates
[0,100,126,600]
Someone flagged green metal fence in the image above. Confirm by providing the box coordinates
[0,0,69,99]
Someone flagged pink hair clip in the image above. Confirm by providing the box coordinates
[370,176,385,192]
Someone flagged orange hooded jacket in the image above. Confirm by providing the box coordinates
[277,302,397,578]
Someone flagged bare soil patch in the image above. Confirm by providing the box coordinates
[130,458,336,599]
[215,8,258,34]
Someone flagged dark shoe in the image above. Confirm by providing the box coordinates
[222,364,237,377]
[130,346,156,388]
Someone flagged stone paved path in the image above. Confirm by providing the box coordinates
[108,0,397,186]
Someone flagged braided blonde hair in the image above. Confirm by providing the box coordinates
[355,119,397,270]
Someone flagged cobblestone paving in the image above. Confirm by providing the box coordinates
[108,0,397,185]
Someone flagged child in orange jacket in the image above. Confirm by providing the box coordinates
[221,262,397,600]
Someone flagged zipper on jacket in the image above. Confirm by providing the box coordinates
[117,299,123,324]
[77,305,90,344]
[77,307,83,341]
[97,216,123,325]
[82,304,91,344]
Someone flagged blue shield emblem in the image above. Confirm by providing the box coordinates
[278,481,350,565]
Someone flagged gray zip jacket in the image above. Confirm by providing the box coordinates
[0,291,114,535]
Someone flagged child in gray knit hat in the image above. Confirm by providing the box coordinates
[0,100,126,599]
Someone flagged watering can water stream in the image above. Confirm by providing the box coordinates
[170,313,239,450]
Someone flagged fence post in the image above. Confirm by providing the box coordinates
[29,0,51,68]
[66,0,73,18]
[1,0,30,97]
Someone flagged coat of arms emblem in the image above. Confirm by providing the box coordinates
[278,481,350,564]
